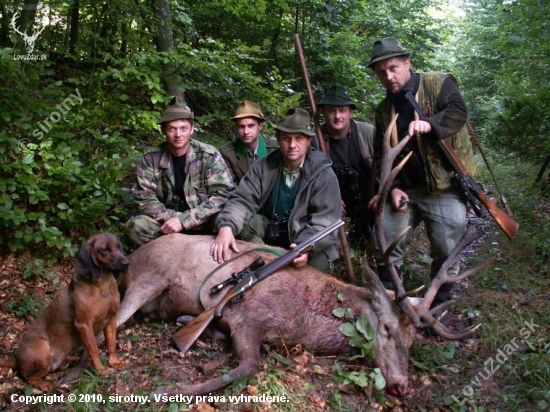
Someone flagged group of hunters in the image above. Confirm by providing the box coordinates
[125,36,477,310]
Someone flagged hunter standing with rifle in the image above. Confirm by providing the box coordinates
[317,85,376,243]
[367,36,477,309]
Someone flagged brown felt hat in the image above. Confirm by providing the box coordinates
[231,100,265,121]
[158,96,194,124]
[367,36,410,68]
[274,108,315,137]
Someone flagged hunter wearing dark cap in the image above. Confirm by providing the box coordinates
[368,36,476,309]
[125,96,234,246]
[211,108,341,273]
[317,84,375,242]
[220,100,278,184]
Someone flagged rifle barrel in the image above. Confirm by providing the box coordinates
[293,33,356,283]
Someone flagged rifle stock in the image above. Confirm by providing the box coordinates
[172,288,237,353]
[172,220,345,353]
[404,92,519,240]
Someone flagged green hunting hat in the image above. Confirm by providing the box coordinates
[274,108,315,137]
[317,85,357,110]
[231,100,265,121]
[367,36,410,68]
[158,96,194,125]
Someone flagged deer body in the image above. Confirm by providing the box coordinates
[117,233,415,396]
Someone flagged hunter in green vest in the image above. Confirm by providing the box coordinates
[368,36,476,311]
[220,100,278,184]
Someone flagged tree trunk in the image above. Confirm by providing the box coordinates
[151,0,183,99]
[68,0,79,54]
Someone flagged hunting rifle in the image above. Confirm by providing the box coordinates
[171,220,345,353]
[294,33,355,283]
[404,91,519,240]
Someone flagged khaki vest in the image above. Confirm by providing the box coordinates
[377,72,476,193]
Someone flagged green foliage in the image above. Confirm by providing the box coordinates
[0,0,456,260]
[8,295,44,319]
[453,0,550,162]
[331,293,385,391]
[409,342,458,374]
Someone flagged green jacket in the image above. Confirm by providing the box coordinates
[220,133,279,184]
[131,140,235,229]
[375,72,476,193]
[216,147,342,261]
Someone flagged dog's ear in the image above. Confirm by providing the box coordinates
[75,242,102,281]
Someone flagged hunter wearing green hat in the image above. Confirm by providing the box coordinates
[317,84,375,242]
[367,36,476,311]
[220,100,278,184]
[125,96,235,246]
[211,108,341,273]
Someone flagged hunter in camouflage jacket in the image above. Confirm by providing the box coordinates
[126,139,234,245]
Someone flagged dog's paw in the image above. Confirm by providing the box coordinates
[109,358,125,369]
[29,378,56,392]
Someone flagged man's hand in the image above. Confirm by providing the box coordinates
[408,119,432,137]
[210,226,240,264]
[160,216,184,234]
[289,243,308,268]
[390,188,409,211]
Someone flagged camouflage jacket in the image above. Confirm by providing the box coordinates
[220,133,279,184]
[131,140,235,229]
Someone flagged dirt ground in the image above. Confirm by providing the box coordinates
[0,225,504,411]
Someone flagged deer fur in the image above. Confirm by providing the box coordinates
[116,234,416,397]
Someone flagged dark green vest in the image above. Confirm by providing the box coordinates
[263,171,300,220]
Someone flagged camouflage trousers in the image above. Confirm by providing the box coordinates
[125,215,215,246]
[238,214,333,274]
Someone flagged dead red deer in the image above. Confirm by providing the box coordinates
[115,115,495,398]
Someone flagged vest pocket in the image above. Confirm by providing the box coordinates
[427,157,454,192]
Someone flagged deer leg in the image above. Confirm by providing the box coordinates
[153,325,263,398]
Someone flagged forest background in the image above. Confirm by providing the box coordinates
[1,0,549,411]
[1,0,548,257]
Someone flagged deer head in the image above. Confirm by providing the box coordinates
[11,10,46,54]
[365,114,497,340]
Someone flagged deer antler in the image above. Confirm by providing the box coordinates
[372,114,497,340]
[398,226,497,339]
[373,113,413,297]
